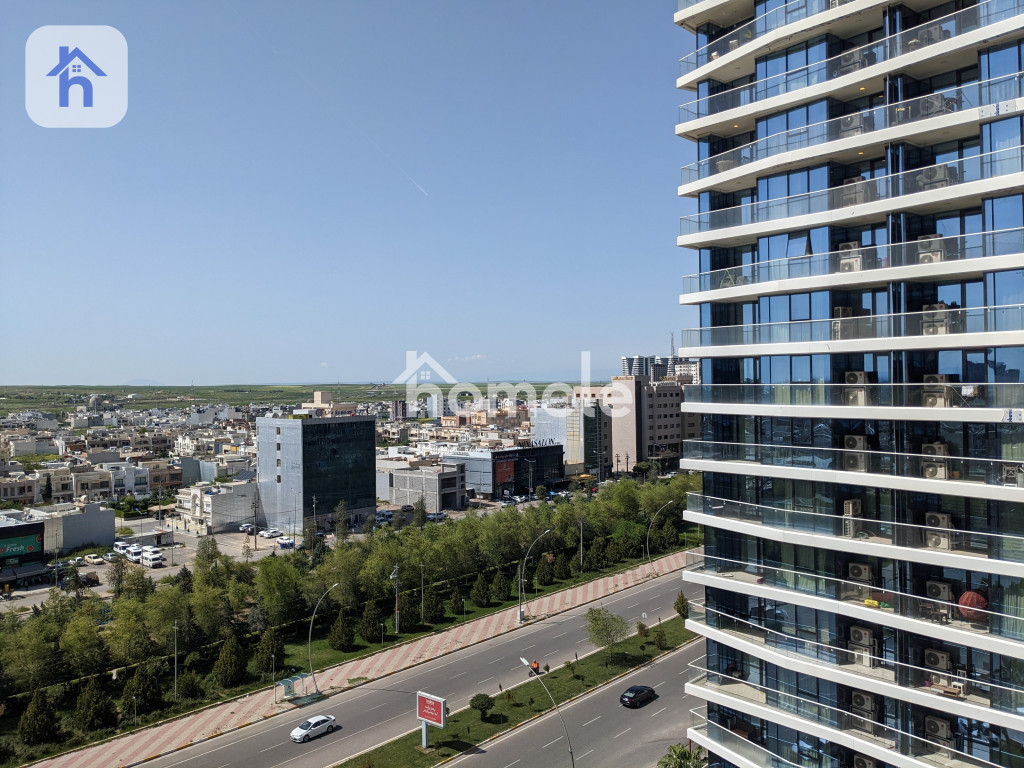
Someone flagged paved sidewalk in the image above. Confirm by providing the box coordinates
[37,551,689,768]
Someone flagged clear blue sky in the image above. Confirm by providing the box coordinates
[1,1,698,386]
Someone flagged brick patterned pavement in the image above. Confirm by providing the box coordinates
[34,550,689,768]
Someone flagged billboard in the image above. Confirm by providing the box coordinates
[416,691,446,728]
[0,533,44,558]
[495,460,514,486]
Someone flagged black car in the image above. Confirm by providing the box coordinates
[620,685,656,708]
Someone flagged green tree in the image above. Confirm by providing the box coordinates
[120,565,154,602]
[74,678,118,732]
[357,601,385,645]
[122,659,164,716]
[535,557,555,586]
[254,627,286,674]
[241,540,252,563]
[491,570,511,601]
[658,745,708,768]
[328,612,355,652]
[190,583,229,642]
[106,598,153,665]
[469,693,495,721]
[654,626,668,650]
[420,584,445,624]
[248,602,269,634]
[553,552,570,580]
[176,564,194,594]
[470,573,491,608]
[583,606,630,666]
[193,536,225,588]
[254,555,303,625]
[211,635,247,688]
[19,690,57,745]
[448,586,464,619]
[61,610,110,676]
[108,554,128,598]
[42,474,52,503]
[674,590,690,620]
[177,670,205,700]
[412,496,429,528]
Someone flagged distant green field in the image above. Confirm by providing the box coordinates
[0,382,580,416]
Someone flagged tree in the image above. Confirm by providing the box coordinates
[421,584,445,624]
[654,627,668,650]
[254,555,304,625]
[553,553,570,581]
[658,745,708,768]
[248,602,269,634]
[122,659,164,716]
[448,586,463,619]
[74,678,118,732]
[470,573,491,608]
[357,601,385,645]
[412,497,428,528]
[108,554,128,598]
[535,557,555,586]
[583,606,630,666]
[19,690,57,745]
[61,611,110,676]
[328,612,355,652]
[120,565,154,602]
[42,475,53,503]
[333,499,349,530]
[211,635,247,688]
[469,693,495,721]
[674,590,690,620]
[491,570,511,601]
[254,627,286,674]
[177,670,204,700]
[176,565,194,594]
[241,540,253,564]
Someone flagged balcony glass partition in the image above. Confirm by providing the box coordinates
[687,493,1024,563]
[678,303,1024,347]
[681,228,1024,294]
[680,74,1024,185]
[678,0,1024,122]
[688,709,841,768]
[680,146,1024,236]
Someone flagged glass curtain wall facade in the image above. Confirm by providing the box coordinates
[674,2,1024,768]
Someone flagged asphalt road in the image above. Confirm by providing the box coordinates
[445,640,704,768]
[144,568,702,768]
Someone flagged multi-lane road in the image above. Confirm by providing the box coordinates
[144,568,702,768]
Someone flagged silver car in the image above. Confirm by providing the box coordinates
[290,714,336,743]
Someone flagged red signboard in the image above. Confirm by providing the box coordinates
[416,691,446,728]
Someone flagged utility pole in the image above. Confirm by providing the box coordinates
[313,495,317,534]
[252,494,259,551]
[391,564,400,634]
[579,517,585,570]
[173,621,178,700]
[420,563,425,625]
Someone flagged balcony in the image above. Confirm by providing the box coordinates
[677,0,1024,124]
[681,438,1024,493]
[680,146,1024,237]
[680,228,1024,295]
[685,551,1024,642]
[687,667,1007,768]
[689,606,1024,717]
[688,708,839,768]
[680,74,1024,186]
[686,493,1024,565]
[679,381,1024,413]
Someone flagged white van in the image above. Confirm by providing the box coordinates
[141,551,163,568]
[125,546,143,563]
[113,541,131,554]
[141,545,161,557]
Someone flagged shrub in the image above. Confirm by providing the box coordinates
[469,693,495,721]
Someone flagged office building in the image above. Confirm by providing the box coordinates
[531,403,613,479]
[674,3,1024,768]
[622,353,701,382]
[441,444,564,500]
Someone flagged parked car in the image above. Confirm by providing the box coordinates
[239,523,254,533]
[102,552,119,562]
[290,714,336,743]
[125,547,143,563]
[259,528,282,538]
[81,571,100,586]
[71,556,84,566]
[113,541,130,554]
[620,685,656,708]
[400,504,414,513]
[276,537,295,548]
[84,554,105,565]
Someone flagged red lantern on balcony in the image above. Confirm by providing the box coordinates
[958,589,988,622]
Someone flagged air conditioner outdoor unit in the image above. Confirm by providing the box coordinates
[854,755,876,768]
[1002,465,1022,485]
[923,441,949,456]
[839,113,866,135]
[919,93,948,116]
[841,176,869,206]
[850,626,874,646]
[920,24,948,45]
[839,49,865,72]
[849,642,875,666]
[923,389,948,408]
[923,320,950,335]
[851,690,876,712]
[845,435,866,450]
[847,371,868,385]
[927,581,953,602]
[919,165,951,189]
[924,374,952,385]
[926,530,952,550]
[840,255,864,271]
[844,514,861,538]
[922,460,948,479]
[923,302,948,318]
[849,562,873,582]
[834,306,855,319]
[925,650,953,672]
[846,388,867,406]
[926,715,953,739]
[844,499,862,516]
[845,453,868,471]
[925,512,951,528]
[838,241,863,254]
[833,319,856,339]
[919,250,944,264]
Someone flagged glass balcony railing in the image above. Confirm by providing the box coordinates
[680,145,1024,236]
[685,551,1024,641]
[678,0,710,11]
[689,606,1024,715]
[679,0,835,76]
[688,663,1011,768]
[680,74,1024,185]
[686,493,1024,563]
[688,708,841,768]
[679,381,1024,410]
[681,438,1024,489]
[680,228,1024,294]
[677,0,1024,122]
[679,302,1024,347]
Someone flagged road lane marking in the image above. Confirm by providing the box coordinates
[542,736,563,749]
[451,671,467,677]
[650,707,667,717]
[522,644,535,650]
[627,602,639,608]
[367,703,385,711]
[503,761,521,768]
[554,632,567,638]
[476,676,494,685]
[614,728,631,738]
[260,744,283,752]
[578,750,594,760]
[654,680,666,687]
[582,715,601,727]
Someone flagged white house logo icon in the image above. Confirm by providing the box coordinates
[26,26,127,128]
[47,46,106,107]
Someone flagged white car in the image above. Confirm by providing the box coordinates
[276,536,295,548]
[290,714,336,743]
[259,528,282,538]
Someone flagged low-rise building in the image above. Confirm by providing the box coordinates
[392,462,467,512]
[175,480,262,536]
[98,462,151,500]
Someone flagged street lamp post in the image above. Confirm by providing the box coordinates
[519,529,551,623]
[132,695,137,727]
[173,621,178,700]
[521,657,575,768]
[308,582,339,694]
[524,458,536,498]
[272,653,276,702]
[381,622,385,645]
[645,501,676,570]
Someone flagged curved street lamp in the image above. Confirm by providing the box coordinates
[309,582,339,694]
[521,657,575,768]
[646,501,676,571]
[519,529,551,623]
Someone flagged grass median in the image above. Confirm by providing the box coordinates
[334,617,694,768]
